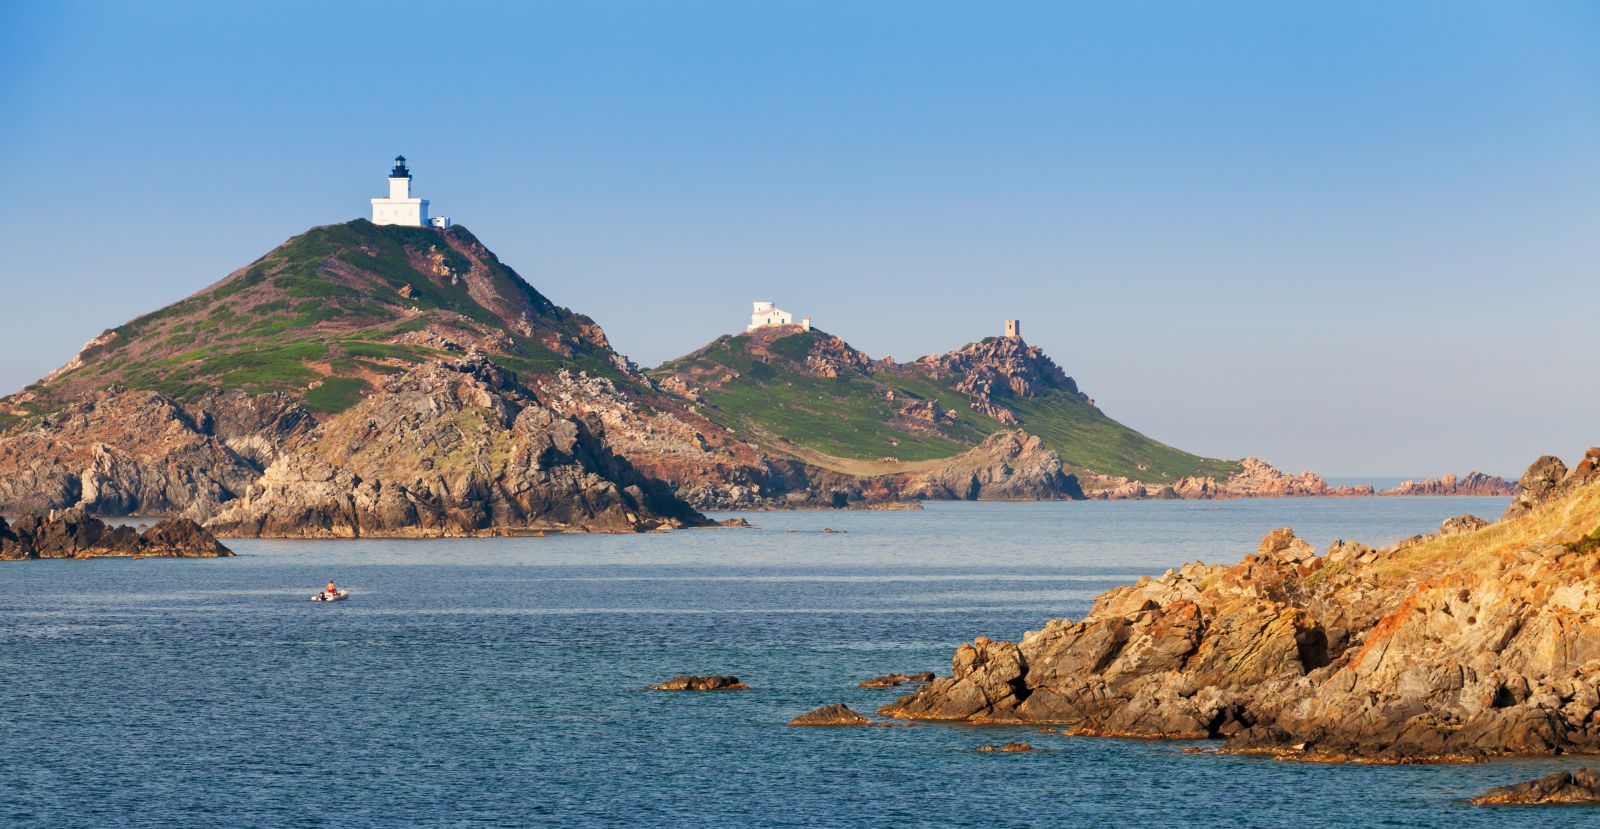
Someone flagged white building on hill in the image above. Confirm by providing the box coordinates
[371,155,431,227]
[748,301,811,332]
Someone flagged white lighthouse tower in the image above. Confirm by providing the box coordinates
[370,155,430,227]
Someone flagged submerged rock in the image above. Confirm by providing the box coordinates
[1470,769,1600,805]
[652,675,748,691]
[975,742,1034,753]
[788,704,872,726]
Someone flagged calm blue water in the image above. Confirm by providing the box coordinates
[1,496,1585,828]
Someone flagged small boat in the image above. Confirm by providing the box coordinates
[311,589,350,602]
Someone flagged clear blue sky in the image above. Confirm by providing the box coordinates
[2,1,1597,477]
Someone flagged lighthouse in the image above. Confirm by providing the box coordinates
[370,155,430,227]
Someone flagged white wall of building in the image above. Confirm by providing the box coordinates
[372,170,432,227]
[748,300,806,331]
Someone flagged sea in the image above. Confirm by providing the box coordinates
[0,496,1586,828]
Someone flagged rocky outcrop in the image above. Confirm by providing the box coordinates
[536,368,796,512]
[912,336,1085,425]
[1381,472,1515,497]
[1439,513,1489,536]
[879,457,1600,762]
[789,704,872,726]
[0,509,232,559]
[894,431,1084,501]
[652,675,748,691]
[975,742,1034,752]
[0,388,306,518]
[859,672,935,688]
[1504,448,1600,519]
[205,355,709,537]
[1470,769,1600,805]
[1086,457,1389,501]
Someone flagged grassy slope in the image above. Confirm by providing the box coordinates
[11,220,626,418]
[657,330,1240,481]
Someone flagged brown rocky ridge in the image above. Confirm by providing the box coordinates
[205,354,708,537]
[652,675,749,691]
[1,508,232,560]
[876,448,1600,763]
[1469,768,1600,805]
[788,704,873,726]
[1381,472,1515,497]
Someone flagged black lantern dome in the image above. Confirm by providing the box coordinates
[390,155,410,178]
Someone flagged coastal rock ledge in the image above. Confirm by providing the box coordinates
[1470,768,1600,805]
[879,450,1600,763]
[652,675,749,691]
[1,509,232,560]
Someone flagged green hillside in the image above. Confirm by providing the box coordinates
[8,220,630,419]
[655,327,1239,483]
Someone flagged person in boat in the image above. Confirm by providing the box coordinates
[325,579,338,597]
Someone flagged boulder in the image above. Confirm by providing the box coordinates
[788,704,872,726]
[1504,455,1571,518]
[652,675,748,691]
[1470,768,1600,805]
[1439,514,1489,536]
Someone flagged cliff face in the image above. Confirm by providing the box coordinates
[0,388,313,517]
[879,449,1600,763]
[206,355,707,537]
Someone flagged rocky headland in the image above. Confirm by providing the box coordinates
[205,354,707,537]
[876,448,1600,763]
[1,508,232,560]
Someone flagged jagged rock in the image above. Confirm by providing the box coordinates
[0,388,297,517]
[1470,769,1600,805]
[788,704,872,726]
[878,466,1600,761]
[913,336,1086,423]
[1382,472,1514,497]
[205,356,708,537]
[1505,455,1571,518]
[1084,457,1373,501]
[859,672,936,688]
[652,675,749,691]
[975,742,1034,752]
[894,431,1084,501]
[0,510,232,560]
[1439,514,1489,536]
